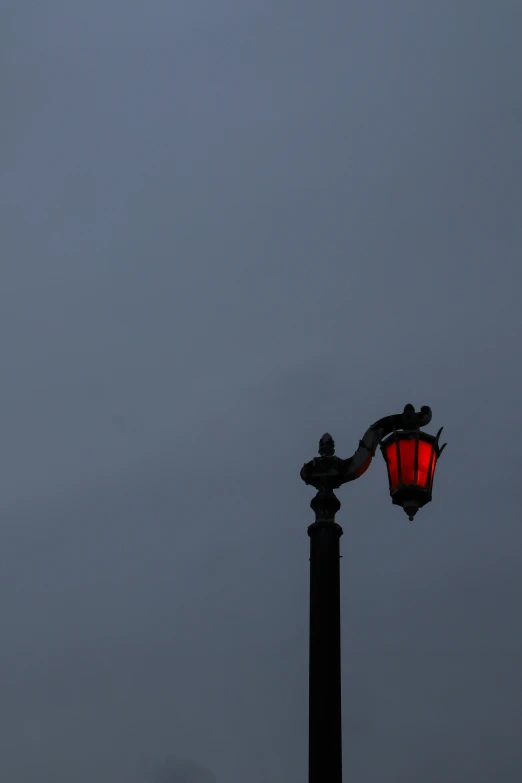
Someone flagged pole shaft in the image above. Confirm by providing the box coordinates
[308,520,343,783]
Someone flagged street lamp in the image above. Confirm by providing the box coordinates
[300,404,446,783]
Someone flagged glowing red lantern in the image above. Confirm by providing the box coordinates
[380,426,446,520]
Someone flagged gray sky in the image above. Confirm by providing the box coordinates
[1,1,521,781]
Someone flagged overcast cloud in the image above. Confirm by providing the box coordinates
[1,1,521,781]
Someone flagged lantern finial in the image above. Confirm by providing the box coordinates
[404,500,420,521]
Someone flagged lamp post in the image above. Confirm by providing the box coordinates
[300,404,446,783]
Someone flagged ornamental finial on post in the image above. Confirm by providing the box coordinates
[300,432,345,526]
[318,433,335,457]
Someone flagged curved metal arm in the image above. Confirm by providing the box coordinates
[340,404,432,483]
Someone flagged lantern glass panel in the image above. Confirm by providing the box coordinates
[399,438,416,485]
[428,450,438,490]
[385,442,399,491]
[417,440,434,488]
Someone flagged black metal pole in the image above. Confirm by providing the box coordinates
[308,489,343,783]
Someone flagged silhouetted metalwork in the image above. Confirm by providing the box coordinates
[301,404,446,783]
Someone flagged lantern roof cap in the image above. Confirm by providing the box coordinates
[380,424,447,458]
